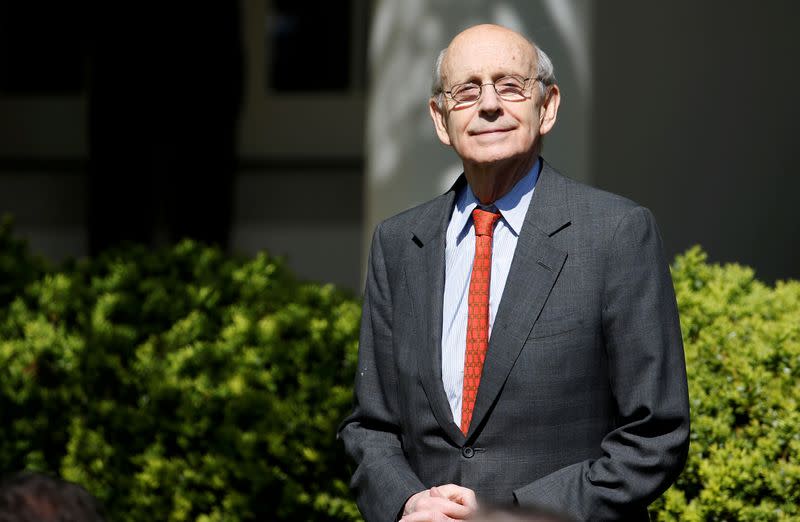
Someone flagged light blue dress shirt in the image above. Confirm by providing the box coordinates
[441,157,541,426]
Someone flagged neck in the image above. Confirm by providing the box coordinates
[463,152,538,205]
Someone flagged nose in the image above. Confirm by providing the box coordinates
[477,82,502,114]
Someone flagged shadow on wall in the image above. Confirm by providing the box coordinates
[592,0,800,283]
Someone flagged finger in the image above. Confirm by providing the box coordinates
[429,484,479,510]
[413,496,472,519]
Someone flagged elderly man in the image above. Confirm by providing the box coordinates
[339,24,690,522]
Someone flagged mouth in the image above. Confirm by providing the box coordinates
[470,128,514,136]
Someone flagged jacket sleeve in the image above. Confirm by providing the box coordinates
[338,223,426,522]
[513,206,690,520]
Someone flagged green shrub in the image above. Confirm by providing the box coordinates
[0,223,362,521]
[649,247,800,521]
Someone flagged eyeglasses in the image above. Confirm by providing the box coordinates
[444,75,540,105]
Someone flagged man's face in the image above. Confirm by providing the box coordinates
[430,27,555,167]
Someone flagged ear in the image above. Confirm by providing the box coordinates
[429,97,452,146]
[538,84,561,136]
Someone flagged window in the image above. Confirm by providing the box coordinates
[266,0,367,92]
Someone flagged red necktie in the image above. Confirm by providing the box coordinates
[461,207,501,435]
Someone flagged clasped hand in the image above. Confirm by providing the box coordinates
[400,484,478,521]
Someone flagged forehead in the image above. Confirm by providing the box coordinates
[444,29,535,82]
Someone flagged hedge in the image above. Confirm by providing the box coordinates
[650,247,800,521]
[0,218,361,521]
[1,218,798,521]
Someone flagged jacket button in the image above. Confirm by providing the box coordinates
[462,446,474,458]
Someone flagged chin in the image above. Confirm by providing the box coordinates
[469,147,524,165]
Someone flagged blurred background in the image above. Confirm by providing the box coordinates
[1,0,798,293]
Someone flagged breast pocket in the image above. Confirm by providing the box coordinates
[528,315,584,339]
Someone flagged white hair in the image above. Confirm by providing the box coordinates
[431,40,556,109]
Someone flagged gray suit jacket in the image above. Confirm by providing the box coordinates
[339,161,690,522]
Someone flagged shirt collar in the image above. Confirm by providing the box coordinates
[452,157,541,239]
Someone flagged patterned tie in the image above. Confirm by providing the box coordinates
[461,207,501,435]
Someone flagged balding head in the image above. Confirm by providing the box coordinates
[445,25,536,86]
[431,24,555,105]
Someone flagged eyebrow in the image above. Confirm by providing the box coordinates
[451,71,528,85]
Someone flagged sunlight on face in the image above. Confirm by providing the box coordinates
[433,26,545,167]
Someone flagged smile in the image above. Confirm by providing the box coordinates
[470,128,514,135]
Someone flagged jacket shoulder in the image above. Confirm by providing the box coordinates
[541,164,658,247]
[555,170,642,217]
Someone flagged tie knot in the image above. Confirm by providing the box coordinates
[472,208,501,237]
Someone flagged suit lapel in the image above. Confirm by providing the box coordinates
[405,177,466,445]
[466,162,572,440]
